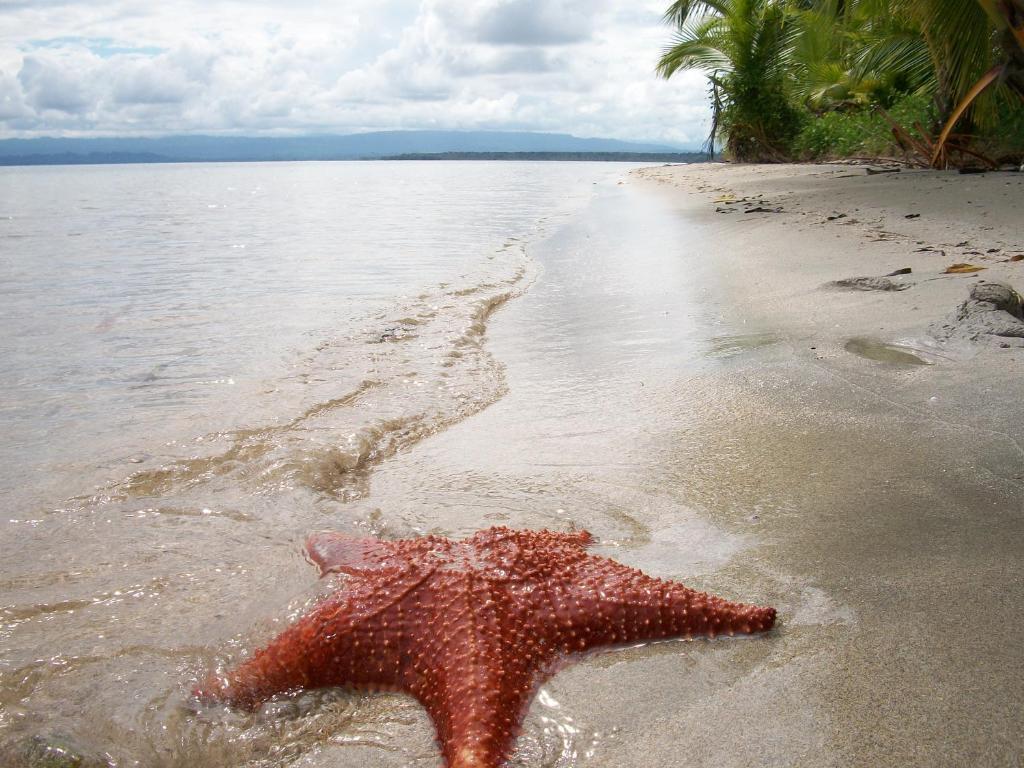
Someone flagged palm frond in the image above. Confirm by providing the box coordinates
[663,0,729,27]
[892,0,995,101]
[658,38,733,77]
[853,29,934,92]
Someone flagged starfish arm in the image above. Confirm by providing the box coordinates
[468,526,593,551]
[195,587,405,710]
[306,531,405,576]
[414,657,540,768]
[543,558,776,654]
[405,592,548,768]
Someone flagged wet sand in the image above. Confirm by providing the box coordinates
[334,165,1024,766]
[615,165,1024,765]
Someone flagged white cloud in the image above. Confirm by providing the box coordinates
[110,56,197,104]
[0,0,712,146]
[434,0,601,46]
[0,71,31,120]
[18,54,96,114]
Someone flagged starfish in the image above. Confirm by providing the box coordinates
[196,527,776,768]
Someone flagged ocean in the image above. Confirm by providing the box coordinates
[0,162,621,512]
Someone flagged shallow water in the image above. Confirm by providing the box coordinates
[0,162,621,509]
[844,337,933,366]
[286,179,781,767]
[0,161,679,765]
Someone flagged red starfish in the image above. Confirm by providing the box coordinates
[196,527,776,768]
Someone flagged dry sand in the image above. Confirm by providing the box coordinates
[629,163,1024,766]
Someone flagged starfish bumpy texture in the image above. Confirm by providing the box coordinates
[197,527,776,768]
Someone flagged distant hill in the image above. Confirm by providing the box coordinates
[381,151,703,162]
[0,131,695,166]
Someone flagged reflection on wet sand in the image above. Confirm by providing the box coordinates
[844,336,933,365]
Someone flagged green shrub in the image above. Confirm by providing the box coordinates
[791,92,1023,163]
[976,97,1024,163]
[792,94,935,159]
[722,78,807,161]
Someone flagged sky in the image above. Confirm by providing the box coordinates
[0,0,712,147]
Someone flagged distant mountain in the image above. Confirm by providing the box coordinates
[0,131,692,166]
[380,151,703,162]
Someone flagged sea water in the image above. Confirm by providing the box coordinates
[0,162,621,512]
[2,160,701,766]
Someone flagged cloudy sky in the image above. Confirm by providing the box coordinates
[0,0,711,146]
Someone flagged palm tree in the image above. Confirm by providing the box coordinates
[864,0,1023,165]
[657,0,802,161]
[924,0,1024,165]
[658,0,1022,166]
[791,0,932,111]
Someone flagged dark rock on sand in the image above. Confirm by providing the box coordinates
[829,275,912,292]
[931,281,1024,344]
[372,324,417,343]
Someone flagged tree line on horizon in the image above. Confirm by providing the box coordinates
[658,0,1024,166]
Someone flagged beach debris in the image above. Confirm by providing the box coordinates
[713,194,738,203]
[829,275,912,291]
[1009,254,1024,262]
[372,324,417,343]
[195,527,776,768]
[744,206,782,214]
[826,213,847,221]
[865,167,901,175]
[944,263,986,274]
[886,267,913,276]
[931,282,1024,344]
[904,213,921,219]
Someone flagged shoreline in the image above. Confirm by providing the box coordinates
[4,162,1021,767]
[342,165,1024,766]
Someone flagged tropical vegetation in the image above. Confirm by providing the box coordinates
[657,0,1024,166]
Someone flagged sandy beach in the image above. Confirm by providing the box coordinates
[622,163,1024,766]
[3,162,1022,768]
[6,0,1023,765]
[377,164,1024,767]
[266,164,1023,767]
